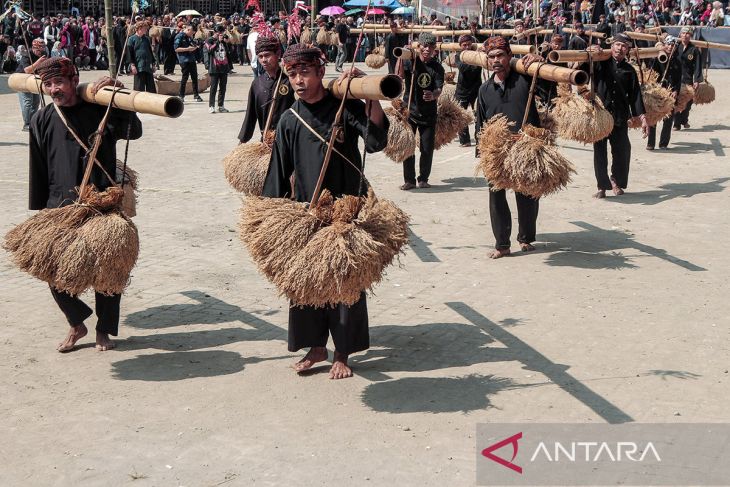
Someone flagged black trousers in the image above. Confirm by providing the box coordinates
[288,293,369,355]
[209,73,228,107]
[179,61,199,98]
[50,286,121,336]
[163,50,176,75]
[489,189,539,250]
[133,71,157,93]
[403,120,436,184]
[593,123,631,190]
[673,100,692,128]
[387,57,397,74]
[457,94,477,145]
[648,116,673,148]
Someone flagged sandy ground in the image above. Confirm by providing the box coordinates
[0,64,728,487]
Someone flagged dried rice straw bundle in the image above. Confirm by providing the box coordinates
[365,53,387,69]
[116,160,138,217]
[694,81,715,105]
[628,83,674,128]
[240,188,409,308]
[372,46,384,56]
[445,71,456,85]
[223,130,274,196]
[633,63,659,85]
[328,31,339,46]
[435,92,474,150]
[228,29,242,45]
[3,186,139,296]
[503,124,576,198]
[301,26,312,44]
[441,83,456,98]
[383,102,416,163]
[475,115,515,190]
[536,99,556,133]
[553,91,614,144]
[675,84,695,112]
[316,27,328,45]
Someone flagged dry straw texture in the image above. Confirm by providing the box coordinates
[435,93,474,149]
[4,188,139,296]
[116,160,138,217]
[328,31,339,46]
[300,26,312,44]
[694,81,715,105]
[445,71,456,85]
[476,115,515,190]
[503,124,576,198]
[240,189,409,308]
[676,84,695,112]
[628,83,675,128]
[365,53,387,69]
[223,142,272,196]
[553,91,614,144]
[316,28,328,45]
[383,101,416,163]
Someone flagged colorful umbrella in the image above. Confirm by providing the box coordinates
[344,7,364,15]
[176,9,203,17]
[391,6,415,15]
[320,6,346,15]
[366,7,387,15]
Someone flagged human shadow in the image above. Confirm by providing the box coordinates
[407,225,441,262]
[607,178,729,206]
[415,176,488,194]
[646,369,701,381]
[111,350,254,381]
[120,327,286,352]
[0,141,28,147]
[540,221,705,272]
[545,250,637,270]
[361,374,524,414]
[445,302,634,424]
[681,124,730,133]
[124,290,284,332]
[663,140,725,156]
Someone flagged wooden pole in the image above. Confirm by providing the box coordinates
[105,0,116,77]
[322,74,403,100]
[459,51,589,85]
[547,47,667,63]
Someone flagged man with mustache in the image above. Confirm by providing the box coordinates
[474,37,546,259]
[261,44,388,380]
[26,57,142,352]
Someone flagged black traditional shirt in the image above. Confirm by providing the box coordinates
[239,70,295,143]
[676,43,703,84]
[262,92,389,202]
[649,53,682,93]
[29,101,142,210]
[127,34,155,72]
[584,57,645,125]
[402,56,445,126]
[475,69,542,136]
[454,52,482,102]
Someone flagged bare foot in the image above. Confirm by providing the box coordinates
[329,352,353,380]
[489,248,511,259]
[593,190,606,199]
[520,243,536,252]
[610,178,624,196]
[293,347,328,373]
[57,324,88,353]
[95,332,116,351]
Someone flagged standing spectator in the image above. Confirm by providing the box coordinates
[581,0,593,23]
[205,25,233,113]
[246,23,259,77]
[82,18,99,67]
[16,39,46,131]
[127,21,156,93]
[58,20,75,58]
[113,18,128,74]
[174,25,203,102]
[44,17,60,54]
[236,17,250,66]
[161,18,177,75]
[335,16,349,72]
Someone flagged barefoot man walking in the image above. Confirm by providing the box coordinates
[261,44,388,379]
[27,57,142,352]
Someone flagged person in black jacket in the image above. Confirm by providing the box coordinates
[647,36,682,150]
[454,35,481,147]
[206,25,234,113]
[383,21,406,74]
[27,58,142,352]
[673,26,703,131]
[474,37,544,259]
[584,33,647,198]
[396,32,445,190]
[127,21,157,93]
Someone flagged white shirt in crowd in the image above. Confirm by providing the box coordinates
[247,31,259,68]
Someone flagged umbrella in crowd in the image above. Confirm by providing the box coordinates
[320,6,346,15]
[176,9,203,17]
[391,6,415,15]
[366,7,387,15]
[344,8,364,15]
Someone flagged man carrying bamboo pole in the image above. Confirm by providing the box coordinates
[396,32,444,190]
[474,37,543,259]
[261,44,388,380]
[384,20,407,74]
[647,36,682,151]
[584,33,647,199]
[454,34,481,147]
[27,57,142,352]
[673,26,703,131]
[238,35,295,143]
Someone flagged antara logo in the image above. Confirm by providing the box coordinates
[481,432,523,474]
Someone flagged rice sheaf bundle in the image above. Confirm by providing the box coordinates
[675,84,695,112]
[365,53,387,69]
[316,27,328,45]
[476,115,515,190]
[503,124,576,198]
[239,188,409,308]
[552,91,614,144]
[301,26,312,44]
[116,160,138,217]
[693,81,715,105]
[628,83,675,128]
[536,99,556,133]
[383,100,416,163]
[3,186,139,296]
[223,130,274,196]
[328,31,339,46]
[434,92,474,150]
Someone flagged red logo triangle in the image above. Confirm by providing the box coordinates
[481,432,523,474]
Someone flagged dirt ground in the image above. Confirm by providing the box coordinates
[0,64,728,487]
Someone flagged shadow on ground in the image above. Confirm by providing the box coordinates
[607,178,729,206]
[111,350,264,381]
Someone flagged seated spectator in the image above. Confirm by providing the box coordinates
[74,39,91,69]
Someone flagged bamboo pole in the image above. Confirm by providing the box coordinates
[361,23,447,30]
[547,47,667,63]
[8,73,185,118]
[690,39,730,52]
[622,31,663,42]
[322,74,403,100]
[458,51,589,85]
[511,27,542,41]
[561,27,606,38]
[399,43,536,57]
[104,0,116,77]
